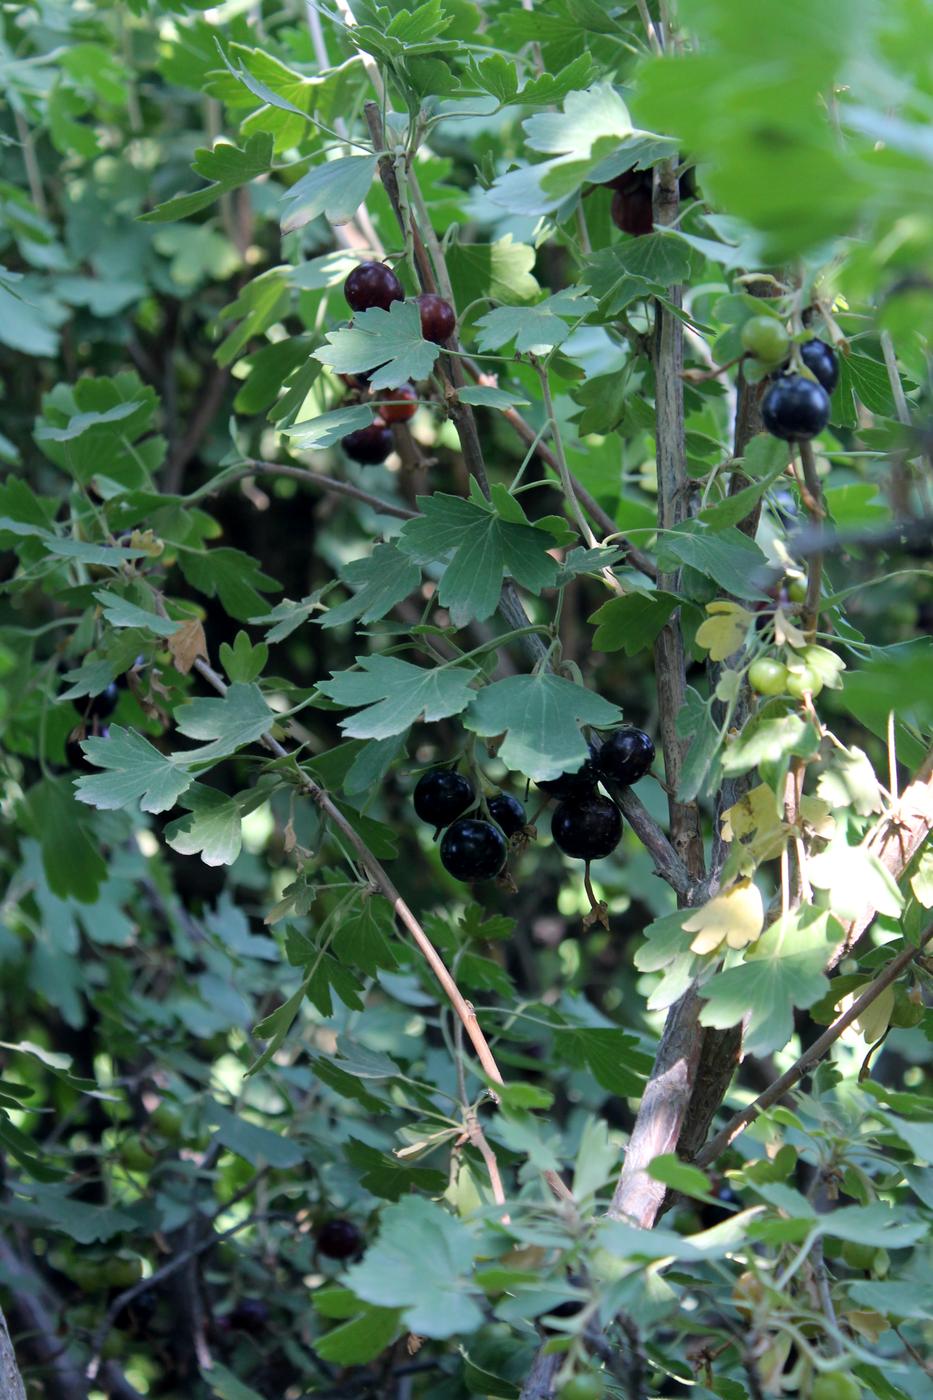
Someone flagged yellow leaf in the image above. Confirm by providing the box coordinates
[720,783,787,861]
[846,1309,890,1343]
[798,794,835,839]
[695,601,754,662]
[850,982,895,1044]
[683,878,765,955]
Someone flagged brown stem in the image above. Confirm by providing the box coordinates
[363,102,436,293]
[237,459,416,519]
[694,923,933,1167]
[797,438,824,639]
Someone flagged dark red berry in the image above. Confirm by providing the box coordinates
[761,374,830,441]
[341,423,394,465]
[317,1218,363,1260]
[416,293,456,344]
[343,261,404,314]
[229,1298,270,1332]
[378,383,418,423]
[800,339,839,394]
[551,796,622,861]
[413,768,475,827]
[86,681,119,721]
[596,728,655,786]
[537,746,599,802]
[440,818,507,881]
[487,792,526,837]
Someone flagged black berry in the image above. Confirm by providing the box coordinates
[86,681,119,721]
[551,796,622,861]
[378,382,418,423]
[413,768,475,827]
[761,374,830,441]
[537,746,599,802]
[800,339,839,394]
[487,792,526,837]
[229,1298,270,1332]
[343,261,404,313]
[440,818,507,881]
[341,423,394,465]
[608,169,653,237]
[317,1218,363,1260]
[416,293,456,344]
[596,728,655,786]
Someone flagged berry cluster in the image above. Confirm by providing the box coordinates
[412,727,655,883]
[339,262,457,466]
[741,316,839,441]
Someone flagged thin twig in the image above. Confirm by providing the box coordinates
[694,923,933,1166]
[797,439,824,640]
[229,458,416,519]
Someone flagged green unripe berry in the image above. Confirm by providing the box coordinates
[786,664,823,699]
[841,1240,877,1271]
[741,315,791,366]
[748,658,788,696]
[120,1138,156,1173]
[149,1102,183,1142]
[811,1370,862,1400]
[787,577,808,603]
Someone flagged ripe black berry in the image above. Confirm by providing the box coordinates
[86,681,119,721]
[440,818,507,881]
[416,293,456,344]
[317,1218,363,1260]
[800,339,839,394]
[229,1298,270,1333]
[537,746,599,802]
[551,796,622,861]
[487,792,526,837]
[341,423,394,464]
[761,374,830,441]
[343,261,404,313]
[379,382,418,423]
[413,768,475,827]
[608,169,653,237]
[596,728,655,786]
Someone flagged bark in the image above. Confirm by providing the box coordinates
[0,1307,26,1400]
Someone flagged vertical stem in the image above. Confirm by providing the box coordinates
[13,109,48,219]
[798,439,823,641]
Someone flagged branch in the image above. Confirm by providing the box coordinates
[607,784,692,898]
[193,458,417,520]
[694,923,933,1167]
[162,363,231,495]
[0,1305,26,1400]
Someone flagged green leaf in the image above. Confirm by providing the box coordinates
[457,384,531,409]
[322,544,421,630]
[314,1303,402,1364]
[173,683,273,763]
[141,133,274,222]
[313,299,440,390]
[658,524,770,600]
[698,908,840,1057]
[318,656,478,740]
[178,547,281,622]
[590,590,680,655]
[554,1026,651,1096]
[284,403,375,449]
[204,1363,265,1400]
[721,708,820,778]
[280,155,378,233]
[516,53,599,106]
[676,687,721,803]
[207,1103,302,1168]
[91,590,179,637]
[474,288,597,355]
[23,779,108,905]
[164,785,243,868]
[398,490,560,625]
[345,1196,483,1339]
[465,672,622,781]
[74,726,193,814]
[219,631,269,684]
[808,836,904,924]
[648,1155,714,1200]
[585,234,695,297]
[446,236,541,307]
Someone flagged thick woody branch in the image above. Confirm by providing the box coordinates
[0,1305,26,1400]
[695,923,933,1167]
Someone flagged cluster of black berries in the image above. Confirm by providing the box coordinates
[413,727,655,882]
[339,261,456,467]
[413,768,523,882]
[761,338,839,443]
